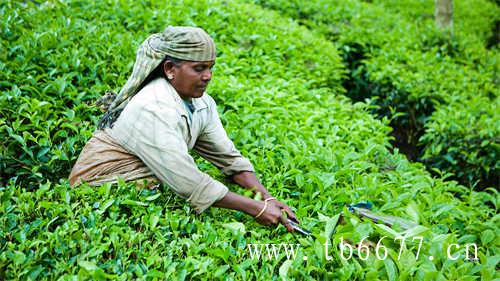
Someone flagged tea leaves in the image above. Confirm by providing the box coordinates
[1,0,498,280]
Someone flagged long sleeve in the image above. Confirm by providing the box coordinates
[193,96,254,176]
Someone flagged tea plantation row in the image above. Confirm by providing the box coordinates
[249,0,499,188]
[0,0,498,280]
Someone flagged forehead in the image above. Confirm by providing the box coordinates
[183,60,216,67]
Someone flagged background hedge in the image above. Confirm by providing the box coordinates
[249,0,499,188]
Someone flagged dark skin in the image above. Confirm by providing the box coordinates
[163,60,214,100]
[163,59,298,232]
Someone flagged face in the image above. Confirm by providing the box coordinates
[164,60,215,99]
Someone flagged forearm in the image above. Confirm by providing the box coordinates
[213,191,263,216]
[215,175,297,230]
[231,171,272,199]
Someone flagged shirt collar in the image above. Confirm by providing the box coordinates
[191,95,209,111]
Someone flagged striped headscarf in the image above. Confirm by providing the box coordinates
[98,26,216,129]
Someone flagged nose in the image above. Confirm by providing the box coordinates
[202,69,212,82]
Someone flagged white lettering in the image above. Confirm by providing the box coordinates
[447,243,460,260]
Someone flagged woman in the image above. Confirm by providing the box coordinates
[69,26,298,231]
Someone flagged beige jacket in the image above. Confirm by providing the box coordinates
[70,77,254,213]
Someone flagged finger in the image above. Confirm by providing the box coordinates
[283,206,299,223]
[264,220,274,227]
[256,217,269,226]
[274,201,296,216]
[280,212,294,232]
[273,201,298,223]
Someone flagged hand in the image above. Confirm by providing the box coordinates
[254,200,283,227]
[272,199,298,224]
[255,199,298,233]
[213,192,297,233]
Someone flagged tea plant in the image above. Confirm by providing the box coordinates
[249,0,499,188]
[1,0,498,280]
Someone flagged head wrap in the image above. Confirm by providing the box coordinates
[97,26,216,129]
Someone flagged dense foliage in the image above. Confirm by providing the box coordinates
[250,0,499,188]
[1,0,498,280]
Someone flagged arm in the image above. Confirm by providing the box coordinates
[232,171,298,223]
[193,96,298,223]
[113,100,294,229]
[231,171,271,199]
[213,191,293,230]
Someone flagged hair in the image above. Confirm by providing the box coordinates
[137,55,184,92]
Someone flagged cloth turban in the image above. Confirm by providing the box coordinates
[98,26,216,129]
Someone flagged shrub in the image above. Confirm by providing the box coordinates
[420,96,500,188]
[0,0,498,279]
[248,0,500,188]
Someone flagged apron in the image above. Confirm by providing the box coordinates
[69,130,159,189]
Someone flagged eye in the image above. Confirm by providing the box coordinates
[194,65,206,72]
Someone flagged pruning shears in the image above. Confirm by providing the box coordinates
[285,202,418,238]
[348,202,417,230]
[287,218,312,236]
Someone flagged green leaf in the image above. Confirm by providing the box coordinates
[374,224,400,239]
[36,146,50,160]
[405,202,419,224]
[146,269,166,278]
[78,260,98,271]
[480,229,494,245]
[325,213,341,239]
[145,193,162,201]
[150,214,159,228]
[403,226,429,239]
[279,260,293,279]
[222,222,246,234]
[384,258,398,281]
[96,199,115,215]
[28,265,44,280]
[121,199,148,207]
[214,265,229,277]
[11,251,26,265]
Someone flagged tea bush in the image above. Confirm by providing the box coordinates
[420,96,500,187]
[249,0,500,188]
[0,0,344,188]
[1,0,498,280]
[375,0,499,49]
[370,0,500,188]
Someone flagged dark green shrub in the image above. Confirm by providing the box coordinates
[421,97,500,188]
[248,0,500,188]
